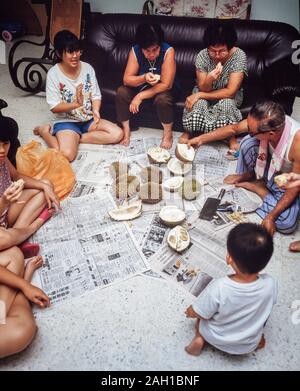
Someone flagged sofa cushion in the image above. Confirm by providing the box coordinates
[83,13,300,128]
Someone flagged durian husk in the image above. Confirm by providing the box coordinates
[159,205,186,227]
[108,201,142,221]
[109,162,129,180]
[140,166,163,184]
[179,178,201,200]
[163,176,183,193]
[139,182,163,204]
[167,226,190,253]
[175,144,195,163]
[274,173,289,187]
[113,174,140,199]
[147,147,171,164]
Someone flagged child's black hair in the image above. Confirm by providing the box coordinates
[135,23,164,49]
[0,113,19,143]
[0,100,20,166]
[227,223,274,274]
[203,21,237,50]
[53,30,81,61]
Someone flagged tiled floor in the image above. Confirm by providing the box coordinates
[0,40,299,370]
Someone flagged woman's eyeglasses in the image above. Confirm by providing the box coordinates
[208,49,228,57]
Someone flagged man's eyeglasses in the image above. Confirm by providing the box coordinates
[248,129,270,137]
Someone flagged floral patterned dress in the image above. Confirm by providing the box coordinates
[0,161,12,227]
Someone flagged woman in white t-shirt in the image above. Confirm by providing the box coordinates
[185,223,277,356]
[33,30,123,162]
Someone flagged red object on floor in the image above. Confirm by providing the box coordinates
[38,207,53,222]
[19,242,40,259]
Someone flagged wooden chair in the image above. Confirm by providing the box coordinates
[8,0,87,94]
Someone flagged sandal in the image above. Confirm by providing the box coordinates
[38,207,54,222]
[19,242,40,259]
[226,149,240,161]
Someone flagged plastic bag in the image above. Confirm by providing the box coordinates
[16,141,75,200]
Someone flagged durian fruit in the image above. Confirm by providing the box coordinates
[167,157,192,176]
[163,176,183,192]
[159,205,186,227]
[139,181,163,204]
[140,166,163,184]
[113,174,140,199]
[147,147,171,164]
[179,178,201,200]
[12,178,25,189]
[167,226,190,253]
[108,200,142,221]
[109,162,129,180]
[175,143,195,163]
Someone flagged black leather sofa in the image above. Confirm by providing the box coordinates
[83,13,300,131]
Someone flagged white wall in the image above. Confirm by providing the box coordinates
[87,0,299,31]
[88,0,144,14]
[251,0,299,30]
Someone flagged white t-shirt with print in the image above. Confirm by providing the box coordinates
[192,274,278,355]
[46,61,101,124]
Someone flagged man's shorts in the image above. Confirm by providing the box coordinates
[52,119,93,137]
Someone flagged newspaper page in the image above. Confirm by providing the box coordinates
[31,194,149,305]
[194,143,236,180]
[69,181,109,198]
[150,242,231,297]
[88,138,145,157]
[140,213,170,259]
[221,187,263,213]
[72,148,125,183]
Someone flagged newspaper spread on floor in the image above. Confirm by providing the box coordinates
[194,143,236,180]
[150,216,233,297]
[31,134,246,300]
[31,194,149,305]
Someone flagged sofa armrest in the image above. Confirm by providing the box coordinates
[263,58,300,114]
[264,58,300,96]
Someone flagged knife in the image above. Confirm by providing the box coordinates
[199,188,226,221]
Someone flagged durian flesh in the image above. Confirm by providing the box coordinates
[167,226,190,252]
[147,147,170,163]
[176,143,195,162]
[159,205,186,227]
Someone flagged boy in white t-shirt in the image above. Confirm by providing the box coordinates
[33,30,123,162]
[185,223,278,356]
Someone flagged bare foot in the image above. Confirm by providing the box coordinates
[256,334,266,350]
[179,132,190,144]
[289,240,300,252]
[160,134,173,149]
[24,255,43,282]
[236,179,269,199]
[33,124,51,137]
[120,130,131,146]
[185,335,205,356]
[224,172,254,185]
[229,136,240,151]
